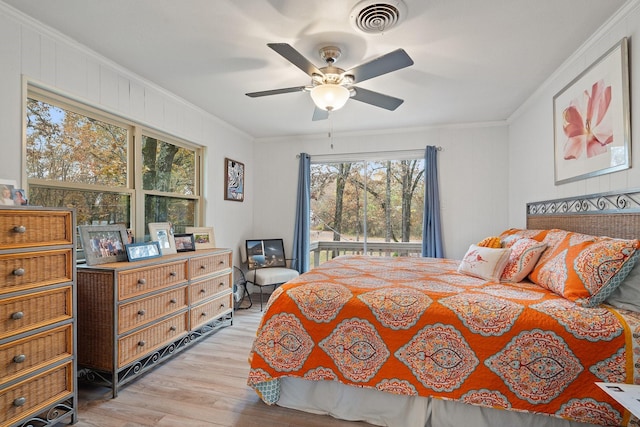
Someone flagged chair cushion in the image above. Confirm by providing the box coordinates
[247,267,299,286]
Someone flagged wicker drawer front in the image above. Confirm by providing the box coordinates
[0,249,72,296]
[118,312,188,368]
[190,293,232,330]
[1,361,73,426]
[189,252,230,280]
[0,325,72,386]
[118,286,188,334]
[117,261,187,301]
[189,273,232,304]
[0,287,72,340]
[0,210,72,250]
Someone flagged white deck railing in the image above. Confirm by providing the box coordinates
[309,241,422,268]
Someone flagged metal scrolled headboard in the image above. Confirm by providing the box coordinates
[526,188,640,240]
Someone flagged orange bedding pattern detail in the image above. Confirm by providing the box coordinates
[247,255,635,426]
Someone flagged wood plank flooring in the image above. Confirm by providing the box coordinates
[72,306,373,427]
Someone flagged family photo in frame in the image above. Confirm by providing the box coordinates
[174,233,196,252]
[185,226,215,250]
[125,241,162,262]
[148,222,176,255]
[78,224,129,265]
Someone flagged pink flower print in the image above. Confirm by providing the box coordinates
[562,79,613,160]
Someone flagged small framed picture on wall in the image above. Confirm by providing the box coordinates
[224,158,244,202]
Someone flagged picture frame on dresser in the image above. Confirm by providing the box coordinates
[174,233,196,251]
[125,241,162,262]
[148,222,176,255]
[185,226,215,250]
[79,224,129,265]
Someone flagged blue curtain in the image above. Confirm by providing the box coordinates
[422,146,444,258]
[291,153,311,273]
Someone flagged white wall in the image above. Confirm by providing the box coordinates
[508,1,640,226]
[0,4,254,265]
[254,124,509,260]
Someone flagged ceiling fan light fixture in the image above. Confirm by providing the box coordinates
[310,84,350,111]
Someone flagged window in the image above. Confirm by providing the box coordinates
[26,86,203,243]
[310,157,424,264]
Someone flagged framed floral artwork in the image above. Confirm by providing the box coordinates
[224,158,244,202]
[553,37,630,185]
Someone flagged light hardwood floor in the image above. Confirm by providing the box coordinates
[73,305,373,427]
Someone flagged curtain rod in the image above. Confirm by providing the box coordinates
[297,146,442,159]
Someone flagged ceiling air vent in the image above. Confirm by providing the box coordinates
[349,0,407,34]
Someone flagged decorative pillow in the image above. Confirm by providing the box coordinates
[477,236,502,248]
[529,231,640,307]
[499,228,548,248]
[458,244,511,281]
[500,238,547,282]
[605,262,640,312]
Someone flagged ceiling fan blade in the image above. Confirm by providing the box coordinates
[344,49,414,84]
[267,43,323,77]
[351,86,404,111]
[245,86,307,97]
[312,107,329,121]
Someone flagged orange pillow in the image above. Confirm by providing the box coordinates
[477,236,502,248]
[529,231,640,307]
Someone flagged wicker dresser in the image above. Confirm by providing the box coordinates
[0,206,77,427]
[76,248,233,397]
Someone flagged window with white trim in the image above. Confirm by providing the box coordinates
[26,86,204,244]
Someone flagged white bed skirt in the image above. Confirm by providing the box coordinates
[277,377,601,427]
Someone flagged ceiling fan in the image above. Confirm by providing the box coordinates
[245,43,414,121]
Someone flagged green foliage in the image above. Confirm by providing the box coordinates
[310,159,425,243]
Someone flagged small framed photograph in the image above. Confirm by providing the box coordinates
[148,222,176,255]
[78,224,129,265]
[11,189,28,206]
[174,233,196,252]
[0,179,17,206]
[125,241,162,262]
[185,226,215,250]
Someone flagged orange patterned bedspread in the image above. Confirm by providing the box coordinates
[247,255,639,426]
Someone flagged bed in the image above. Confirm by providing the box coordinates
[247,189,640,427]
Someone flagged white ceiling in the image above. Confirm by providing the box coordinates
[3,0,628,139]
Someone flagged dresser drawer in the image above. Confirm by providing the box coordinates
[0,210,73,250]
[117,261,188,301]
[189,252,231,280]
[1,361,73,427]
[0,287,72,340]
[118,286,188,334]
[190,293,232,330]
[189,273,232,305]
[0,249,73,296]
[0,325,73,386]
[118,312,188,368]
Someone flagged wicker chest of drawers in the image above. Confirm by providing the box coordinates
[76,248,232,397]
[0,207,76,427]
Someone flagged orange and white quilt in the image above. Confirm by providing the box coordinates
[247,255,640,426]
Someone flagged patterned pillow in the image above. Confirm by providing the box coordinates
[500,238,547,283]
[529,231,640,307]
[499,228,548,248]
[458,244,511,281]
